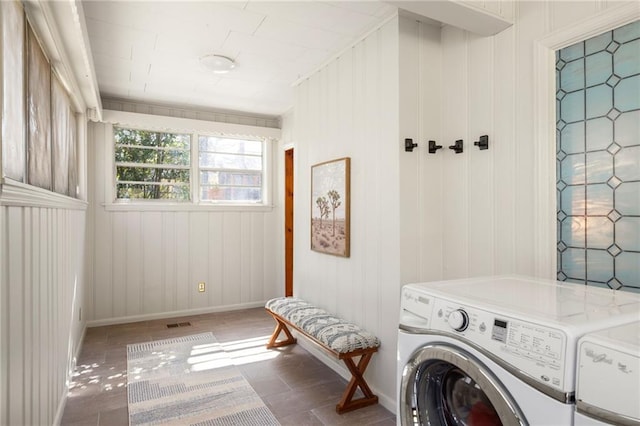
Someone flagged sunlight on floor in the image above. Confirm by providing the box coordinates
[68,334,280,395]
[188,335,280,372]
[68,362,128,397]
[188,345,234,372]
[221,335,280,366]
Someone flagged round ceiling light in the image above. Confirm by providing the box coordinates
[199,54,236,74]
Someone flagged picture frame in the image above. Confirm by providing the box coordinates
[311,157,350,257]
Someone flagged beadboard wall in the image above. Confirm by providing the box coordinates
[287,1,633,413]
[0,201,88,426]
[291,15,402,411]
[437,0,637,280]
[87,102,284,324]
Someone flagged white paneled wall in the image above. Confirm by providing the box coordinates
[87,107,283,324]
[398,17,444,285]
[292,16,401,411]
[436,0,628,280]
[287,1,630,414]
[0,203,87,425]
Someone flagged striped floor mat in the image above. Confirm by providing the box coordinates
[127,332,280,426]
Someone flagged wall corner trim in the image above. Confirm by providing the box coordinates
[0,179,88,210]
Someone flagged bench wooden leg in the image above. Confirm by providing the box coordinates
[336,352,378,414]
[266,314,297,349]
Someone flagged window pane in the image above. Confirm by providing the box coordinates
[116,166,190,183]
[199,153,262,170]
[68,111,79,198]
[1,0,25,182]
[199,136,262,155]
[27,25,52,190]
[52,74,70,195]
[200,171,261,187]
[114,127,191,200]
[197,135,264,202]
[116,146,190,166]
[200,186,261,202]
[117,183,190,201]
[556,19,640,291]
[115,127,190,149]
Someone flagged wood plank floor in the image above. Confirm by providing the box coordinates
[60,307,396,425]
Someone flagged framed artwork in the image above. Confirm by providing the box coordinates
[311,157,350,257]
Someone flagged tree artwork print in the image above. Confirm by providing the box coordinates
[311,157,350,257]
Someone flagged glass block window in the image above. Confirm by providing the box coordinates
[556,20,640,292]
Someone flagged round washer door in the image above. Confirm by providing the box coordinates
[400,344,527,426]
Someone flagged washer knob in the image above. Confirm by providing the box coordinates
[448,309,469,332]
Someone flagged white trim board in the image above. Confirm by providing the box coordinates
[102,109,282,140]
[86,301,267,327]
[532,2,640,279]
[0,179,89,210]
[52,324,87,426]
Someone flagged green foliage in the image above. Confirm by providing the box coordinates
[114,127,191,200]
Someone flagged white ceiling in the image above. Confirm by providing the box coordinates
[82,1,397,117]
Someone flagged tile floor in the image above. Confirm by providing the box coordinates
[61,307,396,426]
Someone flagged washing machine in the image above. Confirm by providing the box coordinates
[397,275,640,426]
[574,320,640,425]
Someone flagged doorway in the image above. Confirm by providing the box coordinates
[285,148,294,296]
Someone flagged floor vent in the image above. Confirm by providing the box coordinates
[166,322,191,328]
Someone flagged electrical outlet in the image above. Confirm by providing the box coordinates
[198,282,206,292]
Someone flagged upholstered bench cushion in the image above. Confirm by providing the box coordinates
[265,297,380,354]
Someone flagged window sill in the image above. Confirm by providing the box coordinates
[0,178,88,210]
[102,201,274,212]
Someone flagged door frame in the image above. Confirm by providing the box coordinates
[284,147,294,296]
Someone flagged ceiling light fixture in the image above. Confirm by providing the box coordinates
[199,54,236,74]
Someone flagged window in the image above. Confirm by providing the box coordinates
[113,125,267,205]
[556,20,640,291]
[115,127,191,201]
[199,136,263,202]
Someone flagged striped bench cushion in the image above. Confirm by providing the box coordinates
[265,297,380,354]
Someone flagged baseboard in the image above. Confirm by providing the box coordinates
[53,323,87,426]
[53,383,68,426]
[86,301,267,327]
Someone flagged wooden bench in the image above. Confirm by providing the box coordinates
[264,297,380,414]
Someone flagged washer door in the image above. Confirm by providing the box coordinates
[400,344,527,426]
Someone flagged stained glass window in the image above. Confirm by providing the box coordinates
[556,20,640,291]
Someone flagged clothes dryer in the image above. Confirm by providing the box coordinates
[574,321,640,425]
[397,276,640,426]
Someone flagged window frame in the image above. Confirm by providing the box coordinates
[102,110,279,211]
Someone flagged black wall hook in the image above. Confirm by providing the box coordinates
[449,139,463,154]
[428,140,442,154]
[474,135,489,150]
[405,138,418,152]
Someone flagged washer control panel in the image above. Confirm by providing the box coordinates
[400,288,569,391]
